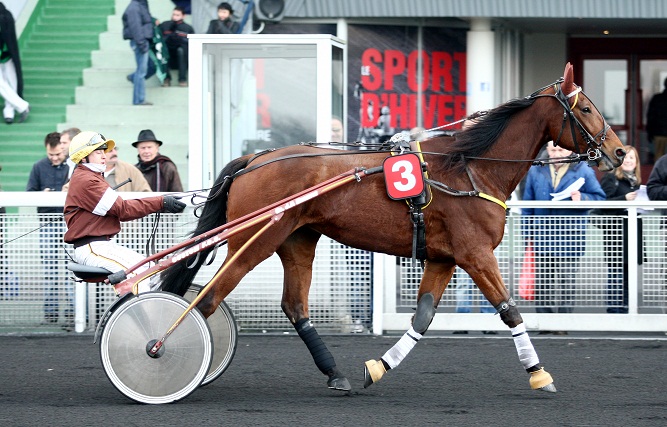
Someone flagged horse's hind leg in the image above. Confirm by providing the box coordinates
[364,260,455,388]
[277,229,351,392]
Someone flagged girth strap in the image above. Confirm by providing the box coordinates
[408,191,428,267]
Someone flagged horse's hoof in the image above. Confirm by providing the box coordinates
[529,367,557,392]
[327,375,351,391]
[538,383,558,393]
[363,359,386,388]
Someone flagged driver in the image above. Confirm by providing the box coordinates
[63,131,186,293]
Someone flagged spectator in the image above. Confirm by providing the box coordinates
[206,2,239,34]
[133,129,183,192]
[104,144,152,192]
[331,115,343,143]
[60,127,81,181]
[123,0,154,105]
[0,2,29,124]
[522,141,605,329]
[647,149,667,297]
[64,131,185,294]
[27,132,70,325]
[596,145,642,314]
[646,77,667,161]
[159,6,194,87]
[648,150,667,202]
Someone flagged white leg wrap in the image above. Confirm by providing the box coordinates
[510,324,540,369]
[381,327,422,369]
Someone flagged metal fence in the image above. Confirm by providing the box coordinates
[1,194,666,334]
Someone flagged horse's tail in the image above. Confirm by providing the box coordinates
[160,155,252,296]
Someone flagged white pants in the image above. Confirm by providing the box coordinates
[0,59,29,120]
[73,240,155,293]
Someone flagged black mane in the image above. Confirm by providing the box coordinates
[442,96,537,171]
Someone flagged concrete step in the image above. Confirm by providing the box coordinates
[92,49,135,68]
[75,85,188,105]
[66,104,187,124]
[99,31,128,51]
[82,68,167,88]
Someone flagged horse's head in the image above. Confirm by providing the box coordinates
[541,62,626,172]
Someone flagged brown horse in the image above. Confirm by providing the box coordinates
[161,63,625,393]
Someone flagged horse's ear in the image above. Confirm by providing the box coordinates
[562,62,576,105]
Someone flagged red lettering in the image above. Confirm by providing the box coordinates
[256,93,271,127]
[407,50,430,92]
[422,95,438,129]
[361,48,383,91]
[431,52,453,92]
[389,94,410,129]
[384,50,406,91]
[453,94,466,123]
[437,95,454,125]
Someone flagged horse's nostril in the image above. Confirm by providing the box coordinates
[615,148,626,159]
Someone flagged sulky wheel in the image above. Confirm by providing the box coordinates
[185,285,238,386]
[99,292,212,404]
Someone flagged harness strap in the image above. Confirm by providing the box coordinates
[477,192,508,210]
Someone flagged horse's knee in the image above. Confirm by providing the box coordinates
[413,293,436,334]
[494,298,523,327]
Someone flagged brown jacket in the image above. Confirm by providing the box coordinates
[63,166,163,243]
[106,159,152,192]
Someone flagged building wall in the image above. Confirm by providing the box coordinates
[521,33,567,96]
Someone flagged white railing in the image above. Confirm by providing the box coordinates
[1,193,666,334]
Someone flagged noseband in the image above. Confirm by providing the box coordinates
[528,78,611,165]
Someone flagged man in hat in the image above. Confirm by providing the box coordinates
[206,2,240,34]
[133,129,183,192]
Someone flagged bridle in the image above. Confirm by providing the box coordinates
[527,77,611,166]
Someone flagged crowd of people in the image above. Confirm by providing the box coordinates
[123,1,238,105]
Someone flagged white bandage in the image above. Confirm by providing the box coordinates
[510,323,539,369]
[381,327,422,369]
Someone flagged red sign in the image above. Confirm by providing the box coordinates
[383,153,425,200]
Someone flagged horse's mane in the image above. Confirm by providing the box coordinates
[442,96,537,172]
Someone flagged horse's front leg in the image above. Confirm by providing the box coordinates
[364,260,455,388]
[278,230,351,392]
[465,255,557,393]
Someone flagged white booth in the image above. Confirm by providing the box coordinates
[187,34,346,189]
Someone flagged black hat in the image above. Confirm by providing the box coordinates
[132,129,163,147]
[218,2,233,14]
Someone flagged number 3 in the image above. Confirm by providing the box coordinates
[392,160,416,191]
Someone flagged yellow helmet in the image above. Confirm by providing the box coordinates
[69,131,116,164]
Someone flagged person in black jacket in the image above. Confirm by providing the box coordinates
[207,2,240,34]
[159,6,195,87]
[598,145,642,314]
[646,77,667,161]
[0,2,29,124]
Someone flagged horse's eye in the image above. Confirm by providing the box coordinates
[581,107,592,113]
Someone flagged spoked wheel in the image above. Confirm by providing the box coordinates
[99,292,212,404]
[185,285,238,386]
